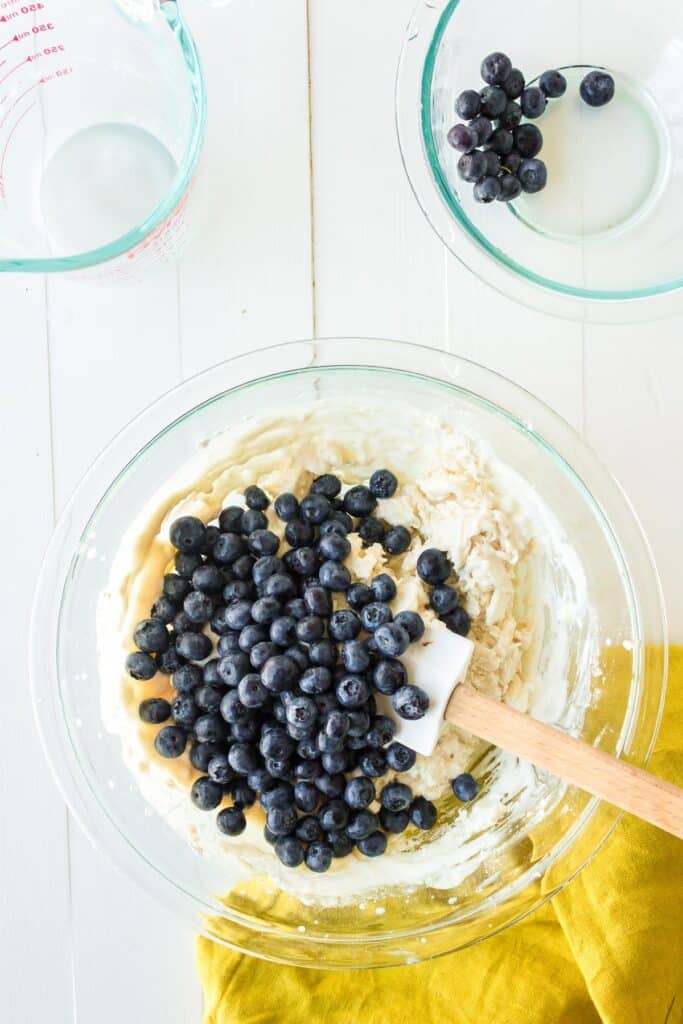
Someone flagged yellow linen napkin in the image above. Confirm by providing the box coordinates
[197,647,683,1024]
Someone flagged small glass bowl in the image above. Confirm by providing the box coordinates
[31,338,667,968]
[397,0,683,322]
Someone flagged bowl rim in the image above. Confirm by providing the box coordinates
[30,337,668,963]
[396,0,683,321]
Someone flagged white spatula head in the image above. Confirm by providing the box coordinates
[376,622,474,757]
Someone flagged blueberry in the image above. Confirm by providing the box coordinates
[189,740,223,772]
[457,150,488,184]
[455,89,481,120]
[366,715,395,749]
[274,492,299,522]
[294,616,323,645]
[294,758,321,781]
[251,596,281,625]
[265,757,292,779]
[392,684,429,721]
[343,485,377,517]
[294,782,320,813]
[358,749,387,779]
[374,623,410,658]
[498,174,522,202]
[252,554,283,585]
[183,591,213,625]
[285,696,318,730]
[285,597,307,620]
[481,51,512,86]
[347,583,373,610]
[126,651,157,681]
[430,584,458,616]
[223,579,254,604]
[328,609,361,642]
[498,100,522,130]
[263,574,297,603]
[580,70,615,108]
[150,595,177,625]
[483,150,501,177]
[304,585,332,617]
[217,651,251,687]
[409,796,437,830]
[319,799,349,832]
[327,830,355,858]
[260,782,295,810]
[272,835,303,868]
[259,727,295,762]
[480,85,507,119]
[393,611,424,642]
[190,775,223,811]
[336,674,369,709]
[380,782,412,812]
[232,554,255,580]
[338,639,367,674]
[360,602,392,633]
[195,712,229,744]
[171,693,199,728]
[175,551,203,578]
[156,643,185,675]
[268,615,295,647]
[238,624,267,652]
[416,548,451,585]
[319,560,351,592]
[321,750,346,774]
[320,517,350,539]
[248,768,274,794]
[518,158,547,194]
[299,666,332,694]
[311,473,342,498]
[318,532,351,562]
[212,532,245,566]
[469,115,493,147]
[218,506,243,533]
[263,824,277,845]
[486,129,514,158]
[230,779,256,807]
[241,509,268,535]
[521,86,546,119]
[208,605,233,637]
[207,753,234,785]
[243,485,268,511]
[299,493,331,525]
[502,67,525,99]
[513,123,543,159]
[540,69,567,99]
[134,618,169,654]
[165,577,193,610]
[503,150,522,174]
[452,772,479,801]
[250,640,280,669]
[248,530,279,558]
[357,516,386,546]
[317,727,344,754]
[261,655,299,693]
[380,809,409,834]
[228,742,259,775]
[217,806,246,836]
[221,600,251,633]
[386,742,416,773]
[369,468,398,499]
[343,776,374,810]
[442,606,471,639]
[474,176,502,204]
[231,717,260,743]
[315,772,346,799]
[288,547,319,577]
[297,736,320,761]
[372,658,406,695]
[285,519,315,549]
[305,841,333,873]
[266,805,297,836]
[321,711,347,742]
[446,123,477,153]
[309,639,338,669]
[154,725,187,758]
[170,516,206,554]
[139,697,171,724]
[346,809,379,841]
[176,631,212,662]
[191,564,224,595]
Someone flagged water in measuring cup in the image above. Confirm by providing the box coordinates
[40,123,177,255]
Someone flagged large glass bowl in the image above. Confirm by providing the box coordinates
[30,338,667,968]
[396,0,683,322]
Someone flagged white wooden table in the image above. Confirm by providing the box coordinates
[2,2,681,1020]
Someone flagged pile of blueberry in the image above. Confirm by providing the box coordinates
[126,470,478,873]
[448,53,615,204]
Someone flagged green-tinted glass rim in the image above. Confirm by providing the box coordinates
[0,1,206,274]
[420,0,683,302]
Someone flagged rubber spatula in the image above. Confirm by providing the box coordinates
[377,624,683,840]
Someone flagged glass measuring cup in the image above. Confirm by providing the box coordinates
[0,0,206,278]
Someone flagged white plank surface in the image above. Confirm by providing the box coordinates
[1,0,683,1021]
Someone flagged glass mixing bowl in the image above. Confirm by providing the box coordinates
[396,0,683,322]
[31,338,667,968]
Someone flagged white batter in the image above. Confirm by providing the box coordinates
[97,399,593,904]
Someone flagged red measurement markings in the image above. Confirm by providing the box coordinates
[0,96,33,200]
[0,74,42,131]
[0,54,29,84]
[0,32,27,52]
[0,3,45,20]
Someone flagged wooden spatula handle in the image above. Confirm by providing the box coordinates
[447,686,683,841]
